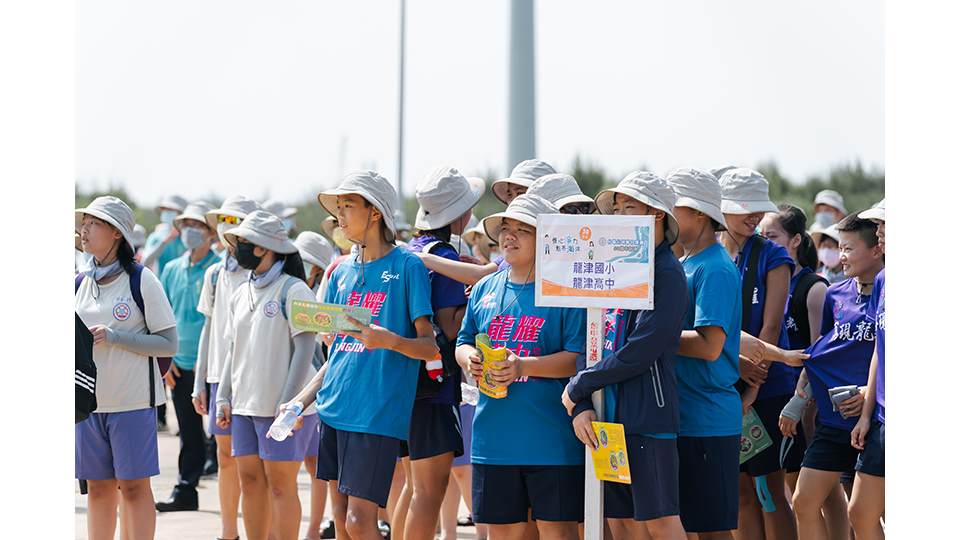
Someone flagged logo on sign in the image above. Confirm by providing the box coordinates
[263,300,281,318]
[113,302,131,321]
[579,227,592,241]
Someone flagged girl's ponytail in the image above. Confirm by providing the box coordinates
[280,251,307,282]
[796,232,819,271]
[775,203,818,271]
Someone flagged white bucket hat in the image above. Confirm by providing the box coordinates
[858,198,885,222]
[321,215,338,239]
[482,194,559,242]
[665,167,728,230]
[461,222,486,245]
[263,199,298,219]
[491,159,557,204]
[223,210,299,255]
[131,224,147,249]
[595,171,680,244]
[295,231,336,270]
[719,168,779,215]
[75,196,138,252]
[174,200,215,230]
[204,195,262,230]
[809,222,842,243]
[814,189,847,215]
[709,165,740,182]
[318,170,399,242]
[527,173,596,211]
[415,166,485,230]
[158,195,188,213]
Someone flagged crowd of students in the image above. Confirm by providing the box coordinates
[74,160,885,540]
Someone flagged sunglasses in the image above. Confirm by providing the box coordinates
[217,214,241,225]
[561,202,596,215]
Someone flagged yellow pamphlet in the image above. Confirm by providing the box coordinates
[476,333,508,399]
[590,422,632,484]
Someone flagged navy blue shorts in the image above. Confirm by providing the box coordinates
[855,418,884,477]
[604,436,679,522]
[315,421,401,508]
[472,464,585,524]
[801,420,859,473]
[677,435,740,532]
[740,395,807,476]
[398,401,463,461]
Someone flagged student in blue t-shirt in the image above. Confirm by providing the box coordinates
[790,215,884,540]
[562,172,689,540]
[665,168,743,538]
[287,171,440,540]
[456,194,587,540]
[848,201,885,539]
[718,168,798,539]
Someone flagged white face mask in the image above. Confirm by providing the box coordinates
[818,247,840,268]
[180,227,206,250]
[815,211,835,228]
[160,210,178,225]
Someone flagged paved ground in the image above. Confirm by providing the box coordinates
[75,405,479,539]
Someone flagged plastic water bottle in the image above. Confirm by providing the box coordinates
[461,383,479,406]
[267,401,304,441]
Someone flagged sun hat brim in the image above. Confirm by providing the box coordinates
[205,207,249,230]
[318,188,397,243]
[320,216,338,239]
[415,176,485,230]
[75,208,136,252]
[482,210,539,243]
[720,199,779,215]
[594,188,680,244]
[223,226,299,255]
[857,207,885,222]
[555,193,597,212]
[674,196,728,231]
[175,211,211,230]
[810,226,842,244]
[491,178,534,205]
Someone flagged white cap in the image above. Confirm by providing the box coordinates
[205,195,262,230]
[665,167,728,230]
[482,194,559,242]
[527,173,595,211]
[814,189,847,215]
[719,168,778,214]
[75,196,138,252]
[414,166,485,230]
[857,198,885,222]
[491,159,557,204]
[595,171,680,244]
[174,201,215,230]
[318,170,400,242]
[295,231,336,270]
[223,210,299,255]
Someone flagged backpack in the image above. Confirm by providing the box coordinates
[414,241,463,401]
[75,263,172,408]
[789,270,829,346]
[75,312,97,424]
[736,235,763,394]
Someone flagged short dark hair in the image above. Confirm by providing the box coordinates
[836,213,879,248]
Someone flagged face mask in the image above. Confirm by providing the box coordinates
[818,247,840,268]
[160,210,177,225]
[235,242,263,270]
[180,227,206,250]
[333,228,353,251]
[282,217,296,232]
[815,211,835,228]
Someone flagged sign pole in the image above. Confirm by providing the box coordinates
[584,307,604,539]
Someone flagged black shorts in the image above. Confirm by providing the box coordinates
[677,435,740,532]
[801,420,859,473]
[740,395,807,477]
[397,401,463,461]
[472,464,585,524]
[315,421,401,508]
[855,418,884,477]
[604,436,679,522]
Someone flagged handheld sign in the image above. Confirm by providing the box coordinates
[290,300,373,334]
[475,333,509,399]
[590,422,632,484]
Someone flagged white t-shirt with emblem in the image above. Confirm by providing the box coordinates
[197,264,248,383]
[75,269,177,413]
[226,276,318,417]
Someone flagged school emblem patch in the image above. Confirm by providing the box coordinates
[113,302,131,321]
[263,300,281,318]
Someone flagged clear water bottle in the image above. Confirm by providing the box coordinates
[461,383,479,406]
[267,401,304,441]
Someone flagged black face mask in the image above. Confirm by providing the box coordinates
[235,242,262,270]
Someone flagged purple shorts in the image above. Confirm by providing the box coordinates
[232,413,319,462]
[208,383,231,437]
[76,409,160,480]
[453,404,474,467]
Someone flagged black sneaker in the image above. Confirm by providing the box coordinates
[202,457,218,476]
[378,520,391,539]
[319,519,336,539]
[154,486,199,512]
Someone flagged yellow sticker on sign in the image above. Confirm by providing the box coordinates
[475,333,508,399]
[590,422,632,484]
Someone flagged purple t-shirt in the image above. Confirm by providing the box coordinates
[804,278,875,430]
[407,235,468,404]
[869,269,885,423]
[493,255,511,271]
[736,236,798,399]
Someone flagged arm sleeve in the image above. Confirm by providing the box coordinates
[192,318,211,397]
[280,333,317,405]
[215,347,233,406]
[106,326,178,357]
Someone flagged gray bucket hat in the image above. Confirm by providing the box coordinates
[665,167,728,230]
[491,159,557,204]
[527,173,596,211]
[174,201,215,230]
[415,166,485,230]
[482,194,559,242]
[814,189,847,215]
[295,231,336,270]
[858,198,885,222]
[719,168,779,215]
[318,170,399,242]
[75,196,138,252]
[263,199,298,219]
[157,195,188,213]
[204,195,262,230]
[595,171,680,244]
[223,210,299,255]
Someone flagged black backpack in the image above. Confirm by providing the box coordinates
[75,312,97,424]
